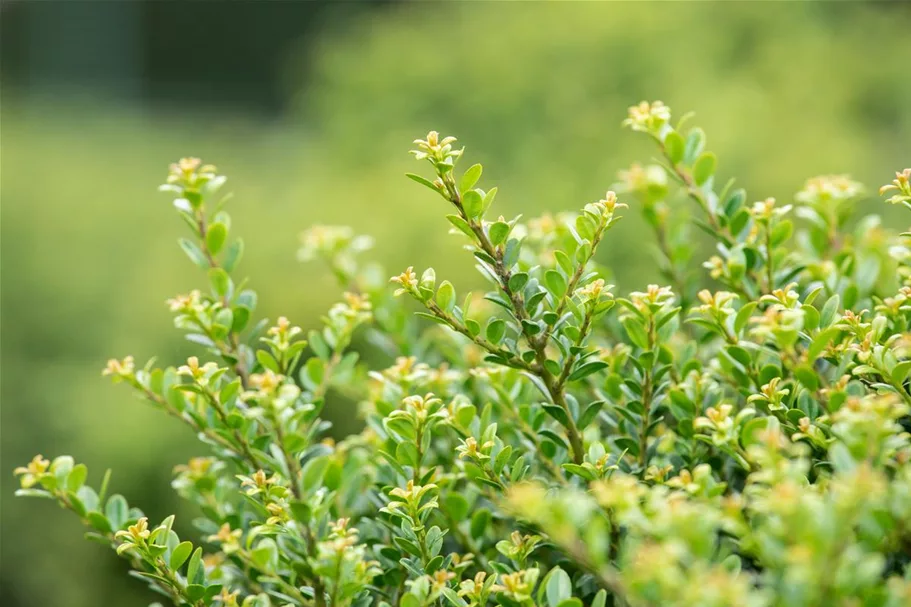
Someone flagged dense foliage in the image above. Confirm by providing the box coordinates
[6,6,911,603]
[14,103,911,607]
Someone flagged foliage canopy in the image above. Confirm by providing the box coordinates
[14,103,911,607]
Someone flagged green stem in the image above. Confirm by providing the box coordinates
[136,383,258,471]
[202,389,260,469]
[269,409,303,500]
[195,210,250,389]
[423,299,535,372]
[493,404,570,485]
[440,175,586,465]
[638,316,656,473]
[413,422,424,484]
[540,222,606,346]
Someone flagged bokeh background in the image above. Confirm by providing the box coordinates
[2,2,910,605]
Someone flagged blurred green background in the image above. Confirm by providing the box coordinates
[2,2,909,605]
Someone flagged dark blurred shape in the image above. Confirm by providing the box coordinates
[1,0,392,113]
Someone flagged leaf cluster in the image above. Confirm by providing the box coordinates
[14,106,911,607]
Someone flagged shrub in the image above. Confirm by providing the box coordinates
[13,103,911,607]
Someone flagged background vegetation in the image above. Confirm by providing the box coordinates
[1,2,910,605]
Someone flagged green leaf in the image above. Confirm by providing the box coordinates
[206,222,228,256]
[222,239,244,273]
[820,294,840,328]
[401,594,421,607]
[542,404,570,427]
[447,214,475,239]
[470,508,491,539]
[87,511,113,533]
[614,436,639,456]
[231,305,251,332]
[301,456,329,493]
[66,464,88,492]
[575,214,595,241]
[169,541,193,571]
[105,494,129,530]
[692,152,717,186]
[554,250,573,274]
[250,539,278,571]
[308,330,330,359]
[891,360,911,385]
[436,281,456,313]
[385,416,417,441]
[406,172,440,192]
[486,318,506,343]
[724,189,746,218]
[494,445,513,474]
[561,464,596,481]
[209,267,230,297]
[49,457,74,484]
[98,468,112,503]
[829,442,857,473]
[393,536,422,557]
[462,190,484,220]
[545,567,572,606]
[456,403,476,428]
[178,238,209,269]
[460,164,483,192]
[622,318,649,349]
[725,345,752,369]
[852,364,879,377]
[741,417,773,448]
[256,350,281,373]
[521,319,542,336]
[808,327,840,360]
[734,302,758,335]
[441,587,468,607]
[568,361,608,382]
[489,221,510,246]
[684,128,706,164]
[664,130,685,164]
[770,219,793,247]
[302,357,325,389]
[577,400,604,429]
[843,285,858,310]
[212,308,233,335]
[185,585,207,602]
[187,547,205,585]
[204,585,225,603]
[794,365,819,391]
[729,209,750,237]
[157,514,175,542]
[508,272,529,291]
[443,493,470,521]
[539,429,569,451]
[13,489,57,500]
[802,305,820,331]
[396,441,419,468]
[545,270,567,298]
